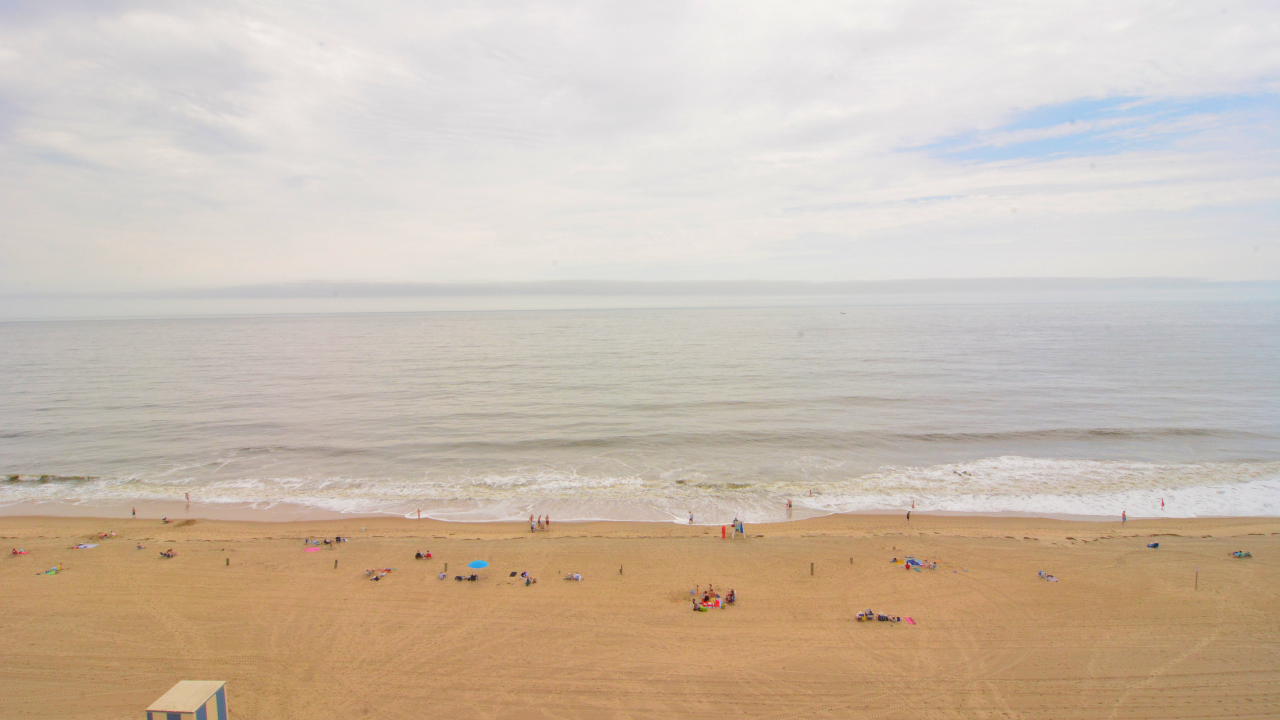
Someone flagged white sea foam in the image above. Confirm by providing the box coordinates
[3,456,1276,523]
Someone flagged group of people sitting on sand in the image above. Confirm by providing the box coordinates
[691,585,736,610]
[159,549,178,558]
[414,550,432,559]
[366,567,395,580]
[11,548,28,555]
[1232,550,1252,558]
[452,574,480,581]
[856,609,901,622]
[1037,570,1059,582]
[891,557,937,570]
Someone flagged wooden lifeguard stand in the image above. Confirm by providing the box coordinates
[146,680,227,720]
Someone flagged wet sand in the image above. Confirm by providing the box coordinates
[1,513,1277,719]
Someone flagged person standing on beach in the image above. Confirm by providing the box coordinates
[906,511,911,523]
[688,511,694,524]
[1122,510,1126,523]
[131,507,135,517]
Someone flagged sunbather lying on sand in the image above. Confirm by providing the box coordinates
[159,549,178,558]
[11,548,27,555]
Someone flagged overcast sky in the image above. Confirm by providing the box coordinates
[1,1,1277,293]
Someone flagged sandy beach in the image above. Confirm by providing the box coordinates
[1,513,1277,720]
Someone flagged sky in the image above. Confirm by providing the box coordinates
[1,1,1278,294]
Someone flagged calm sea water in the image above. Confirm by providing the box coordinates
[2,302,1278,521]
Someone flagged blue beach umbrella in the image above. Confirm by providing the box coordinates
[468,560,488,569]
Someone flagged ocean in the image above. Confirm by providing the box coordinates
[2,301,1277,522]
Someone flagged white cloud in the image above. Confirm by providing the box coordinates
[0,0,1278,292]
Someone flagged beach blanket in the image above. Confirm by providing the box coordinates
[72,543,97,549]
[305,547,320,552]
[906,617,915,625]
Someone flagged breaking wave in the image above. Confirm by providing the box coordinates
[2,456,1277,523]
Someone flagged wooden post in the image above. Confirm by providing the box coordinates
[810,562,814,576]
[225,558,229,566]
[619,565,623,575]
[1195,567,1199,590]
[334,559,338,569]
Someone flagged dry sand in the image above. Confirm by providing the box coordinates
[1,513,1277,719]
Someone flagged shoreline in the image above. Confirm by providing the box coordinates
[0,498,1272,525]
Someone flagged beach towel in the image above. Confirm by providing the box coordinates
[305,547,320,552]
[906,617,915,625]
[72,543,97,549]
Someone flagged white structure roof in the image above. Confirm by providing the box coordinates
[147,681,226,712]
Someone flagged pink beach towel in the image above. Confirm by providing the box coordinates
[305,547,320,552]
[905,617,915,625]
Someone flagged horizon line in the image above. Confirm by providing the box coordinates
[8,277,1280,300]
